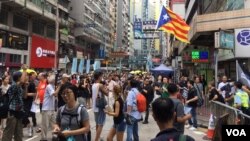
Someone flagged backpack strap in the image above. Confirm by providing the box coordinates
[179,134,187,141]
[58,105,66,125]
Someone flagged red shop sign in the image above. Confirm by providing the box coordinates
[30,35,55,68]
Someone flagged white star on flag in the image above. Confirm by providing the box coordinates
[163,14,169,20]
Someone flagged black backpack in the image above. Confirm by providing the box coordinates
[58,104,91,141]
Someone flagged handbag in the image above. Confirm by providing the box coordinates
[31,93,40,113]
[95,84,107,109]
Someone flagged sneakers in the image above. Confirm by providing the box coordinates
[28,127,33,137]
[189,127,197,131]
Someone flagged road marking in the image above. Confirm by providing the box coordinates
[25,135,38,141]
[193,131,206,135]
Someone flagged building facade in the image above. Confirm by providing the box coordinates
[0,0,70,73]
[182,0,250,81]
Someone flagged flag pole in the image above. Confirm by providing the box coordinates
[236,59,239,81]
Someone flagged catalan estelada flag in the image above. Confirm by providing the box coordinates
[157,6,190,43]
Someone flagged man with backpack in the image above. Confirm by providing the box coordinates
[168,83,192,134]
[194,77,204,107]
[126,79,144,141]
[2,65,28,141]
[151,97,195,141]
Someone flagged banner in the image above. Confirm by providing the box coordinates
[78,58,85,74]
[93,60,101,71]
[237,62,250,88]
[235,28,250,58]
[86,59,90,73]
[134,18,143,39]
[71,58,78,74]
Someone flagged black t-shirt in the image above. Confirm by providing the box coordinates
[24,81,36,110]
[113,97,124,124]
[187,87,198,107]
[151,128,195,141]
[209,88,225,103]
[141,84,154,102]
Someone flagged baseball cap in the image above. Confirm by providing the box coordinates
[13,71,22,82]
[62,73,71,78]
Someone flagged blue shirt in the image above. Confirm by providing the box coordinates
[126,88,141,119]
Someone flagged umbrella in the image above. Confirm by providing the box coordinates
[20,69,37,75]
[130,71,136,74]
[134,70,141,74]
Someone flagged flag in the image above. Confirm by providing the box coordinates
[71,58,78,74]
[157,6,190,43]
[78,58,85,74]
[86,59,90,74]
[237,62,250,88]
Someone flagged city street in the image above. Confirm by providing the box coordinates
[21,109,207,141]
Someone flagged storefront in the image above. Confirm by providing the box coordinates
[30,35,55,69]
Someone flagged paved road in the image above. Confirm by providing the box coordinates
[21,109,208,141]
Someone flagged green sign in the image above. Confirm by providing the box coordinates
[60,28,69,35]
[191,50,209,63]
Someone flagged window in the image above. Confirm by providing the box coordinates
[0,10,8,25]
[0,30,8,47]
[8,32,28,50]
[47,25,55,39]
[23,55,27,64]
[0,53,6,63]
[13,14,28,30]
[33,20,45,35]
[10,54,21,64]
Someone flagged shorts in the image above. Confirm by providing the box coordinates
[94,111,106,126]
[113,120,126,132]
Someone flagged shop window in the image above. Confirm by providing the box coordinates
[33,20,45,35]
[0,10,8,25]
[47,25,55,39]
[0,53,6,63]
[23,55,27,64]
[10,54,21,64]
[8,32,28,50]
[13,14,28,31]
[0,30,8,47]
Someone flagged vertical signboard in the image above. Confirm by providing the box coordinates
[235,28,250,58]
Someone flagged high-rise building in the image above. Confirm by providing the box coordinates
[116,0,129,51]
[70,0,114,60]
[0,0,70,73]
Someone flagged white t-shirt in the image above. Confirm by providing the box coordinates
[1,84,10,95]
[107,80,117,91]
[218,82,227,98]
[92,83,104,112]
[42,84,55,111]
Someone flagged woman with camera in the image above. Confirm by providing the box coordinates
[53,84,90,141]
[105,85,126,141]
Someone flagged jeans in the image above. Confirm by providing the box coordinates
[126,116,139,141]
[188,107,197,128]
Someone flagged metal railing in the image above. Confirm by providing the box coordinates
[210,101,250,125]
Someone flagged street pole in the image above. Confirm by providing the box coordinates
[215,49,218,88]
[236,59,239,81]
[54,0,59,69]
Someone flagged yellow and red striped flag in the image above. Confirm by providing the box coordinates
[157,6,190,43]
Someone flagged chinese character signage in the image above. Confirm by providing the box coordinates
[191,51,209,63]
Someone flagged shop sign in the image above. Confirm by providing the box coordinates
[191,50,209,63]
[235,28,250,58]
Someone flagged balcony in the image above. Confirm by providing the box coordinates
[189,9,250,41]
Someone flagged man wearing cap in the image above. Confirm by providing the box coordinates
[2,64,28,141]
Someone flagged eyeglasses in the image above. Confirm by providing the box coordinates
[61,90,74,97]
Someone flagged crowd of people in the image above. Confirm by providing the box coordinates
[0,64,250,141]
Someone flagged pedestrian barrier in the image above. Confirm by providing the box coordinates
[209,101,250,141]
